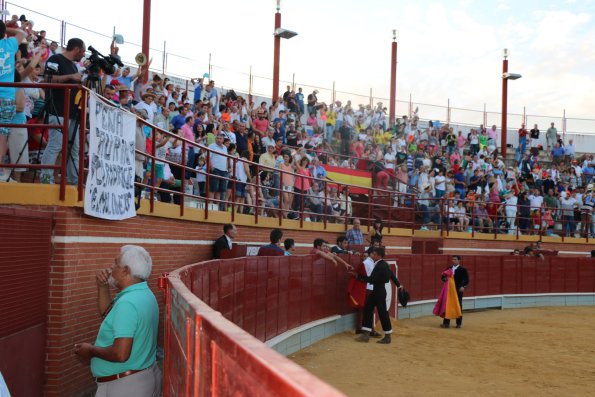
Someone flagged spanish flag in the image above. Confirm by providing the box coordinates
[322,164,372,194]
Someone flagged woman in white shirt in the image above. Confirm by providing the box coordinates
[447,200,460,231]
[456,200,470,232]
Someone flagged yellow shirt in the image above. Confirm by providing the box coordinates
[326,111,336,126]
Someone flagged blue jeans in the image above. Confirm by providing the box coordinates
[326,124,334,143]
[40,114,80,185]
[455,187,466,200]
[519,137,527,155]
[563,215,575,237]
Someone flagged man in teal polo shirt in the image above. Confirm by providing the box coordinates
[74,245,161,396]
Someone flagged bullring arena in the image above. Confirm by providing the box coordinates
[2,1,595,397]
[292,308,595,396]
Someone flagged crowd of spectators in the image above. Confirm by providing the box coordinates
[122,72,593,237]
[2,17,594,239]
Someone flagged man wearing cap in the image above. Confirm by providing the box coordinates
[207,133,230,210]
[134,91,156,124]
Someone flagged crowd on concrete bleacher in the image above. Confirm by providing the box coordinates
[2,18,594,238]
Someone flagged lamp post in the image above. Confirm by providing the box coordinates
[141,0,151,83]
[500,48,522,157]
[272,0,281,102]
[389,29,398,127]
[272,0,297,103]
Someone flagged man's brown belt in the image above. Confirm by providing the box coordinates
[95,367,146,383]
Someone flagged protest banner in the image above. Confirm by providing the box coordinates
[84,92,137,220]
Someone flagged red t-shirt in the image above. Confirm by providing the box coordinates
[252,118,269,136]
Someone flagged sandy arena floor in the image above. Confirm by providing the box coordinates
[290,307,595,397]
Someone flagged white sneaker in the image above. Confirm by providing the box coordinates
[0,170,9,183]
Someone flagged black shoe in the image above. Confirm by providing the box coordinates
[355,329,364,334]
[355,331,370,343]
[440,324,450,329]
[369,330,382,338]
[456,324,462,328]
[376,334,391,344]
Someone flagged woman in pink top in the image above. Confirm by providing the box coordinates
[294,157,312,212]
[456,131,466,156]
[279,152,296,217]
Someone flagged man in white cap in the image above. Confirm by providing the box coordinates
[135,91,156,124]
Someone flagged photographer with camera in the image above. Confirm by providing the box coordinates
[39,38,86,185]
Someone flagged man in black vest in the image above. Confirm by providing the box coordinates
[441,255,469,329]
[352,247,397,344]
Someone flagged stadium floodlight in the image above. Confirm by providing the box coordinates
[274,28,298,39]
[503,72,522,80]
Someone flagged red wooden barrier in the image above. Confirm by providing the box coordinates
[163,254,595,396]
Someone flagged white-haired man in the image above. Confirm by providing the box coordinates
[74,245,161,396]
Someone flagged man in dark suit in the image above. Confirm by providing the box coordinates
[442,255,469,329]
[352,247,399,344]
[212,224,237,259]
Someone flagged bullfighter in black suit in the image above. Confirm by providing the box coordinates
[441,255,469,329]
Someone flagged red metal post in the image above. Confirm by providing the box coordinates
[389,38,397,126]
[272,10,281,103]
[78,89,88,202]
[501,57,508,157]
[180,140,186,217]
[150,125,156,213]
[142,0,152,83]
[59,89,71,201]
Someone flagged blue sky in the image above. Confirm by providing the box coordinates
[11,0,595,129]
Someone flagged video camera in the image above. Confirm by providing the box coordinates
[86,45,124,77]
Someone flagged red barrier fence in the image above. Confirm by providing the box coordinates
[162,254,595,396]
[162,255,356,397]
[395,255,595,299]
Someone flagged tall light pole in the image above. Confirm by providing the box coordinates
[389,29,398,127]
[501,48,522,157]
[272,0,297,103]
[272,0,281,102]
[141,0,151,83]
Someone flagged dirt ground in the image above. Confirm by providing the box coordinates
[290,307,595,397]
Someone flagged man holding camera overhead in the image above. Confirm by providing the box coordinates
[40,37,86,185]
